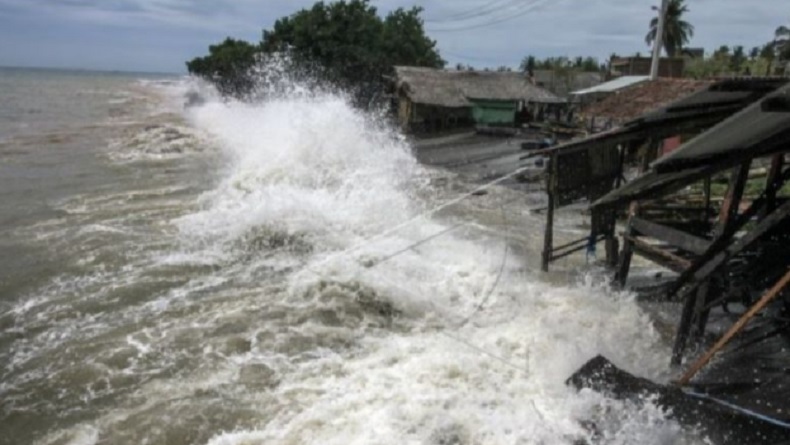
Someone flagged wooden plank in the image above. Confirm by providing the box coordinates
[676,268,790,385]
[717,162,751,234]
[629,236,691,272]
[630,217,711,255]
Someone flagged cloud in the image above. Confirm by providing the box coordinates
[0,0,787,73]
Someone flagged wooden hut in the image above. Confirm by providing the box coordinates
[392,66,559,134]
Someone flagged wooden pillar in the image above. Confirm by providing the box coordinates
[541,153,557,272]
[615,140,657,287]
[673,161,752,363]
[763,154,785,216]
[542,191,555,272]
[703,176,712,222]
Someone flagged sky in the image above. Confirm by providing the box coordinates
[0,0,787,73]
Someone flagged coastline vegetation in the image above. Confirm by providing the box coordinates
[187,0,789,100]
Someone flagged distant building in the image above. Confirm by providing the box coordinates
[570,75,650,106]
[609,56,686,79]
[682,47,705,59]
[531,70,603,98]
[392,66,559,133]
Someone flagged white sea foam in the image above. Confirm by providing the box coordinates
[167,79,695,444]
[9,72,704,444]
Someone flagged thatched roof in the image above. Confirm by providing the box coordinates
[394,66,559,108]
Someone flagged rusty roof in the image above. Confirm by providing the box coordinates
[581,78,713,124]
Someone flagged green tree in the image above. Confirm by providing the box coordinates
[187,0,443,100]
[645,0,695,57]
[186,38,259,97]
[260,0,443,92]
[773,25,790,73]
[520,55,537,74]
[730,45,746,72]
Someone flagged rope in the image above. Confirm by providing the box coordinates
[683,390,790,429]
[292,166,532,374]
[366,223,464,268]
[303,164,532,276]
[455,203,510,328]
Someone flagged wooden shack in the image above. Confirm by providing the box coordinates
[392,66,558,134]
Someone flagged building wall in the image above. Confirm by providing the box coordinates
[470,99,517,126]
[610,57,685,78]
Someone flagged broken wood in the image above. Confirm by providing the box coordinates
[568,355,790,445]
[630,217,711,255]
[676,267,790,386]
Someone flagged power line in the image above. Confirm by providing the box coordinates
[428,0,549,33]
[425,0,522,24]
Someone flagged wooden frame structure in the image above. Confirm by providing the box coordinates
[590,81,790,375]
[538,78,790,272]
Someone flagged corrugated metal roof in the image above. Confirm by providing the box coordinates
[571,76,649,95]
[592,81,790,208]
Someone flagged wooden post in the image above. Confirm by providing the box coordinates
[690,161,751,342]
[542,191,555,272]
[542,154,557,272]
[677,268,790,385]
[763,154,785,216]
[615,140,657,287]
[703,176,712,222]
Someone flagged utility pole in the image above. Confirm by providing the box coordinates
[650,0,669,80]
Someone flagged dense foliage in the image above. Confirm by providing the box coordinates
[519,56,603,73]
[186,38,259,97]
[186,0,443,100]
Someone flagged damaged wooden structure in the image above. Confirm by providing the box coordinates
[539,78,790,430]
[538,77,788,273]
[591,81,790,365]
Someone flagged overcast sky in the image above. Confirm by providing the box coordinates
[0,0,787,73]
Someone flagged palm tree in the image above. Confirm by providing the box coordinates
[645,0,695,57]
[775,25,790,60]
[764,25,790,75]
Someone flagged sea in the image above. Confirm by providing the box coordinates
[0,66,701,445]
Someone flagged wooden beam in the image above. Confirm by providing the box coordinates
[542,191,555,272]
[671,197,790,364]
[630,217,711,255]
[615,141,658,287]
[676,268,790,385]
[717,162,751,234]
[629,236,691,272]
[665,166,790,303]
[542,153,557,272]
[688,162,752,344]
[763,153,785,216]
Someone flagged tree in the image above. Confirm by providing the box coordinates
[730,45,746,72]
[645,0,695,57]
[186,38,259,97]
[260,0,443,93]
[187,0,443,101]
[520,55,537,74]
[773,25,790,72]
